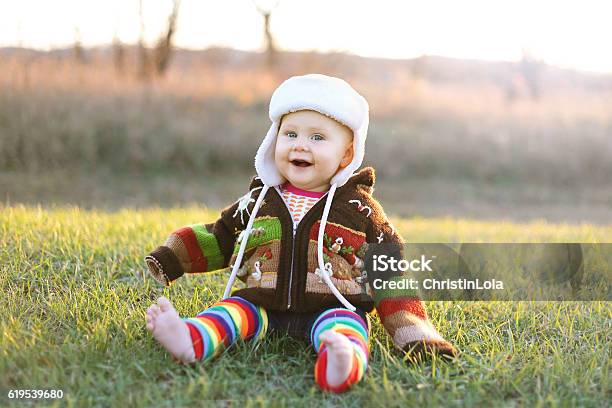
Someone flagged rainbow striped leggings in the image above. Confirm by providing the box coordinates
[183,297,369,393]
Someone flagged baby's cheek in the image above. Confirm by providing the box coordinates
[273,150,286,170]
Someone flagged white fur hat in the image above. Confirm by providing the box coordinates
[254,74,369,188]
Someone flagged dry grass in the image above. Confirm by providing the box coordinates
[1,49,611,222]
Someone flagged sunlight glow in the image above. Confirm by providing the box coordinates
[1,0,611,73]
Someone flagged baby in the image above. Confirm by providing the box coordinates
[145,74,457,393]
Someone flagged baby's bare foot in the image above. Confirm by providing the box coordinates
[319,330,354,388]
[145,296,195,363]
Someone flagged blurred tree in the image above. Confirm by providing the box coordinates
[73,27,86,64]
[253,0,280,67]
[519,49,544,100]
[137,0,181,80]
[153,0,181,75]
[112,31,125,74]
[138,0,151,80]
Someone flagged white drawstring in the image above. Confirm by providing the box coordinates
[223,182,356,311]
[316,183,357,311]
[223,184,270,299]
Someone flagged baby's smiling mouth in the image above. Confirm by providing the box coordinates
[290,159,313,167]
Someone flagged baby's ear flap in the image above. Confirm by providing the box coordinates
[340,143,354,168]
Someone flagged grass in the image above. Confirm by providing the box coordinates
[4,167,612,225]
[1,205,610,407]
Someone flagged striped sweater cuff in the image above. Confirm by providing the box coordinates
[145,246,184,285]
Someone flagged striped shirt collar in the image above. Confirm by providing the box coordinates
[281,183,327,198]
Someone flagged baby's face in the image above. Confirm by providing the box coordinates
[274,110,354,192]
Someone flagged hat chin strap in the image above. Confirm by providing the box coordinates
[223,184,270,299]
[223,182,356,312]
[316,183,356,311]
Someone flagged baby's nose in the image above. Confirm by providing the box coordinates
[293,137,310,151]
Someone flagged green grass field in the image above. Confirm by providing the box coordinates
[1,205,610,407]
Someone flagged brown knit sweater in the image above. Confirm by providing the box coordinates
[145,167,457,356]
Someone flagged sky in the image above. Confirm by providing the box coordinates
[1,0,612,73]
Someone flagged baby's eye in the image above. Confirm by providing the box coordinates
[285,131,297,138]
[311,134,324,141]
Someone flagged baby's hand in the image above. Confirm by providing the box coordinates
[403,339,459,362]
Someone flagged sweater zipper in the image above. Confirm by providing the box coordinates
[287,224,297,309]
[274,186,298,310]
[274,186,328,310]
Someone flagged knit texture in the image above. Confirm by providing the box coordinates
[183,297,268,361]
[146,167,457,358]
[311,308,369,393]
[180,298,369,392]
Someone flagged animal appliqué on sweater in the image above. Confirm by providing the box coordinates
[237,245,275,281]
[309,221,368,280]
